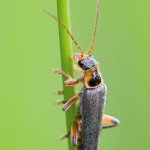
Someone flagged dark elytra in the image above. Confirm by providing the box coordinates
[78,83,107,150]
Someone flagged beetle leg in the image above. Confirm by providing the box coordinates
[53,90,64,95]
[73,64,83,72]
[75,145,80,150]
[55,95,79,107]
[59,131,70,140]
[62,94,80,111]
[102,114,120,129]
[71,115,81,146]
[64,76,83,86]
[59,115,82,150]
[52,68,71,78]
[52,68,82,86]
[54,100,67,105]
[54,90,80,95]
[54,92,80,106]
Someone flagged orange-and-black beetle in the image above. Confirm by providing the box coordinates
[45,0,120,149]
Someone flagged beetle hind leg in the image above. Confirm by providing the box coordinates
[102,114,120,129]
[71,115,81,146]
[58,115,81,150]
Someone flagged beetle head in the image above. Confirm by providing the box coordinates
[72,53,97,71]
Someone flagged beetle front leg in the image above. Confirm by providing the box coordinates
[73,64,83,72]
[52,68,83,86]
[65,76,82,86]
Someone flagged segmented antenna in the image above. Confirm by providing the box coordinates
[43,10,83,58]
[87,0,100,55]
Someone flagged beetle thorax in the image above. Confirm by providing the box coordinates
[83,67,101,88]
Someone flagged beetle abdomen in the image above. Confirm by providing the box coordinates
[78,83,107,150]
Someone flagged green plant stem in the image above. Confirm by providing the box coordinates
[57,0,76,150]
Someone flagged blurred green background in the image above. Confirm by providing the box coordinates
[0,0,150,150]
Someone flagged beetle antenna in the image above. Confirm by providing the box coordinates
[87,0,100,55]
[43,10,83,57]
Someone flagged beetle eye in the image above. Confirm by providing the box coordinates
[78,60,83,68]
[78,59,89,70]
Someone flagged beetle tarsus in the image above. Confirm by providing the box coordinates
[52,68,71,79]
[54,100,67,105]
[59,131,70,140]
[73,64,83,72]
[53,90,64,95]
